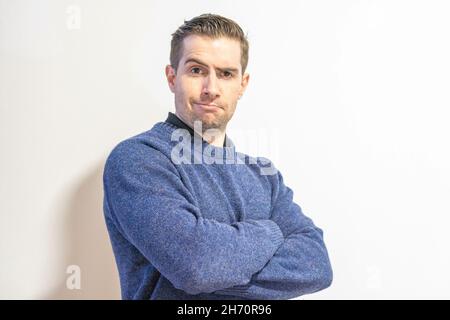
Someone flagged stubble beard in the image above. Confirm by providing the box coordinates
[191,112,228,133]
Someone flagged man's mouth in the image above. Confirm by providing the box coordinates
[193,102,222,110]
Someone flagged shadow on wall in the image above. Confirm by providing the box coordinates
[43,161,121,299]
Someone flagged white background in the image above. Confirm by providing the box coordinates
[1,0,449,299]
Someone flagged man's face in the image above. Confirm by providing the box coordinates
[165,35,249,132]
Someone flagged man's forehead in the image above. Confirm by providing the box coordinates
[181,35,241,68]
[182,34,240,48]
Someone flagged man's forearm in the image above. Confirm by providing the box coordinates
[213,224,333,299]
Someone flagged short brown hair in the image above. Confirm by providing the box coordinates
[170,13,249,74]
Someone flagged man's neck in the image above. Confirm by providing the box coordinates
[200,128,226,148]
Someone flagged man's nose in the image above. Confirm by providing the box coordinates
[202,73,220,99]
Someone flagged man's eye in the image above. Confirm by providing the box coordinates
[190,67,202,74]
[222,71,233,78]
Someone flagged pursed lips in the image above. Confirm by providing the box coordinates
[194,102,222,109]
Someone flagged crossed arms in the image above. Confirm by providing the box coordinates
[103,142,333,299]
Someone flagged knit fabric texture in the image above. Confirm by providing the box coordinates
[102,121,333,299]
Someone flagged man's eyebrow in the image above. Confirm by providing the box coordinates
[184,58,239,73]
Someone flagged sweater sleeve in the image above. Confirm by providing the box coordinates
[103,141,284,296]
[213,168,333,299]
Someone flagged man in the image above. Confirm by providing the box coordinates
[103,13,333,300]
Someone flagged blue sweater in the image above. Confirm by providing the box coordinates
[102,120,333,300]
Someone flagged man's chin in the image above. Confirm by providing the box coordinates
[193,115,226,131]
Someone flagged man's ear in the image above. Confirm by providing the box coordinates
[238,72,250,98]
[165,64,176,93]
